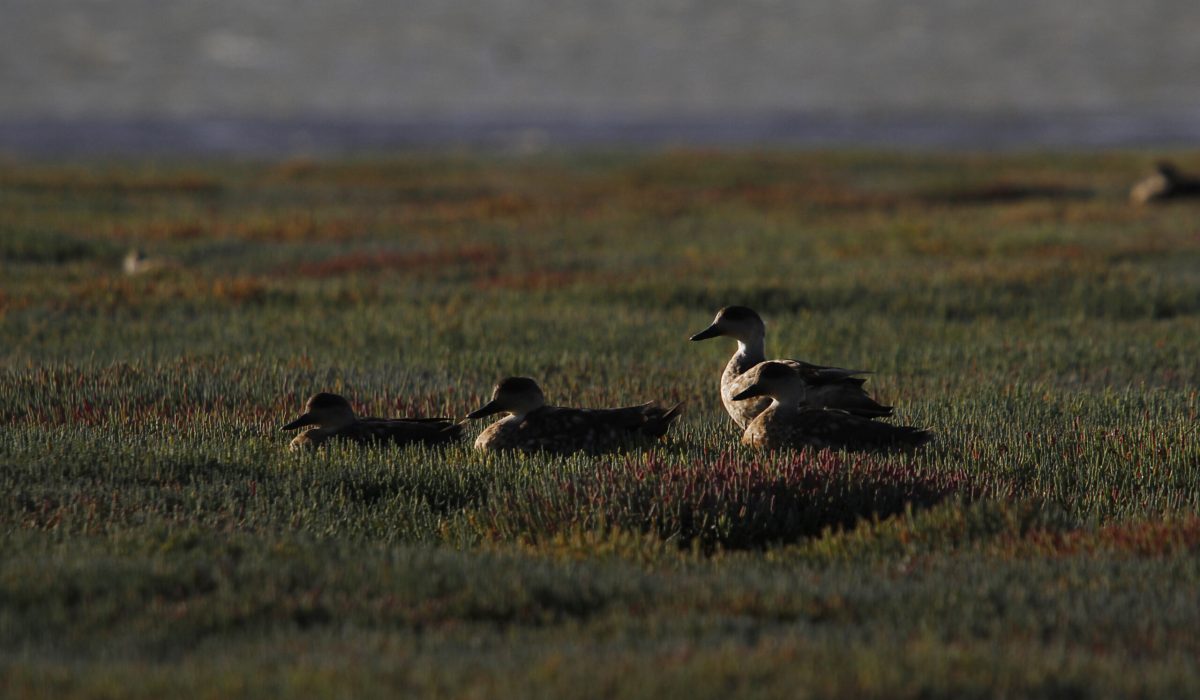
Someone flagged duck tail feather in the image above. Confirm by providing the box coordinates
[641,401,684,438]
[898,427,935,447]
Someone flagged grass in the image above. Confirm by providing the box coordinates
[2,150,1200,697]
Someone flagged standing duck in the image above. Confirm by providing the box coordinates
[466,377,682,454]
[689,306,891,429]
[733,362,932,451]
[281,392,462,451]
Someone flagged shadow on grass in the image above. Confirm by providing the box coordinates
[482,450,972,551]
[0,171,223,196]
[0,228,116,263]
[919,183,1093,206]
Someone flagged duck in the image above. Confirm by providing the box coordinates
[733,362,933,451]
[1130,162,1200,205]
[689,305,892,429]
[281,392,462,451]
[122,248,178,276]
[466,376,682,454]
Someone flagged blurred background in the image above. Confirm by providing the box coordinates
[3,0,1200,155]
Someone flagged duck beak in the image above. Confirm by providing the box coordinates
[732,383,767,401]
[281,412,318,430]
[689,323,723,341]
[466,400,504,420]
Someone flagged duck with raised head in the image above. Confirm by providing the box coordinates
[689,305,892,429]
[1131,161,1200,205]
[466,377,682,454]
[281,392,462,451]
[733,362,932,451]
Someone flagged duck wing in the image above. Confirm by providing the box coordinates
[610,401,684,438]
[346,418,463,446]
[785,360,892,417]
[728,358,893,419]
[793,409,932,451]
[788,359,873,382]
[1179,176,1200,196]
[512,403,683,453]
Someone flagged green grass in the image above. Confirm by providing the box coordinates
[2,150,1200,698]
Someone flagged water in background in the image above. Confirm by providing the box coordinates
[3,0,1200,154]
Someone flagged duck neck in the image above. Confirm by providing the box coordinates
[307,425,338,439]
[771,395,801,411]
[502,408,532,425]
[735,332,766,365]
[325,412,357,432]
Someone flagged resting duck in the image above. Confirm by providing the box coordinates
[466,377,682,454]
[281,392,462,451]
[122,248,178,276]
[1130,162,1200,205]
[734,362,932,451]
[689,305,892,429]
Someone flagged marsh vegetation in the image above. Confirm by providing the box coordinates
[3,151,1199,697]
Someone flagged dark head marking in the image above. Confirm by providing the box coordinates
[1156,161,1180,179]
[718,306,763,323]
[305,392,353,410]
[495,377,542,395]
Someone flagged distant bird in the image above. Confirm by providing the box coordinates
[689,305,891,429]
[1130,162,1200,205]
[733,362,932,451]
[466,376,682,454]
[281,392,462,451]
[122,248,177,276]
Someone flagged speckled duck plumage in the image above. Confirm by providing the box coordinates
[467,377,682,454]
[281,392,462,451]
[734,362,932,452]
[690,305,892,429]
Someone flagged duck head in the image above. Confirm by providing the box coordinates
[122,248,147,275]
[731,361,807,405]
[467,377,546,420]
[1156,161,1180,181]
[689,305,766,344]
[281,392,357,431]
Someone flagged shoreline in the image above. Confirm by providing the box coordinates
[3,111,1200,158]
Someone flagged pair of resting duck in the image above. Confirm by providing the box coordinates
[282,383,680,455]
[281,306,932,454]
[690,305,932,451]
